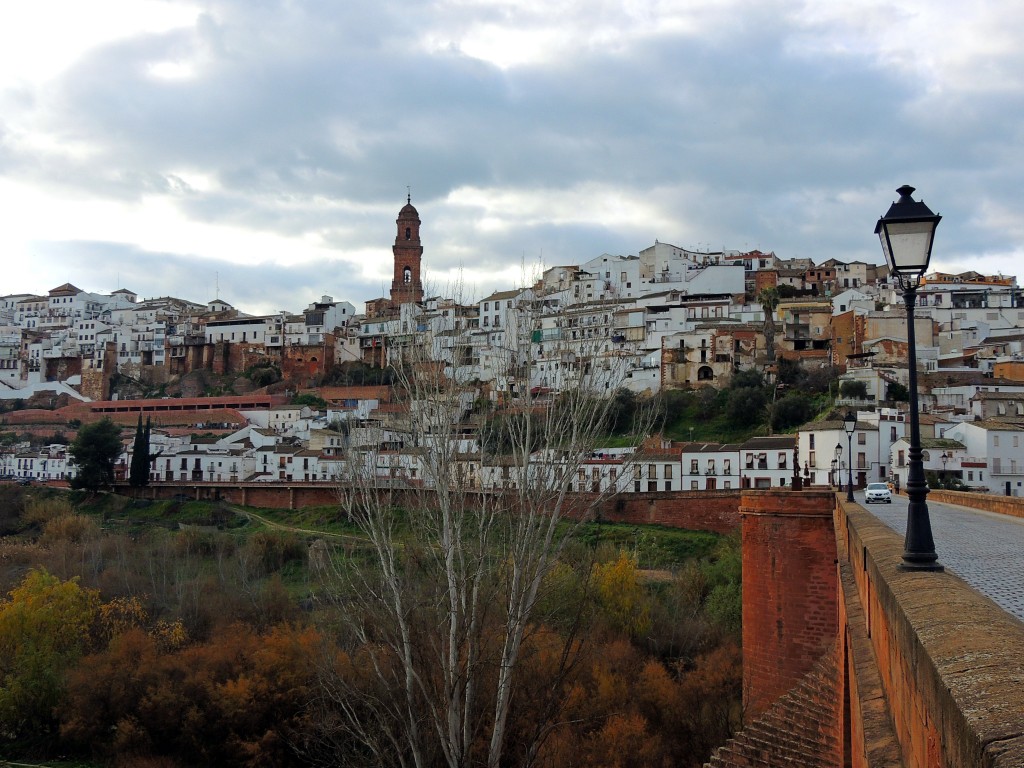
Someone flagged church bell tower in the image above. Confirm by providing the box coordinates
[390,194,424,306]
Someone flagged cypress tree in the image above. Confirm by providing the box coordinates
[143,416,152,485]
[129,413,147,487]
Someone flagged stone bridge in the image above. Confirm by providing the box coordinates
[125,481,1024,766]
[712,489,1024,768]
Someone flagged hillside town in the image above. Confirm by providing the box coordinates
[3,198,1024,496]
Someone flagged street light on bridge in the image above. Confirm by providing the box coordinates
[834,443,843,491]
[875,184,943,572]
[843,410,856,502]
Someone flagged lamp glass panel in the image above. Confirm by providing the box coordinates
[881,220,935,275]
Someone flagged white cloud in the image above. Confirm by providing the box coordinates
[0,1,199,88]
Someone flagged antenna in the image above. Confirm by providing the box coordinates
[407,186,411,204]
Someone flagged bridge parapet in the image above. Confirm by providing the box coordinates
[836,497,1024,767]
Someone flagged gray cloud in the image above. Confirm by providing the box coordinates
[3,0,1023,312]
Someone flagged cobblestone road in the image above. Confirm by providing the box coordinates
[861,491,1024,623]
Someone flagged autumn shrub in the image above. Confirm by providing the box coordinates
[240,530,306,575]
[61,621,322,766]
[40,513,100,546]
[99,595,150,641]
[592,551,652,637]
[23,495,75,527]
[0,569,100,741]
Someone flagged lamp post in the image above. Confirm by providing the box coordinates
[843,410,856,502]
[834,442,843,492]
[830,458,838,487]
[941,452,949,487]
[876,185,943,571]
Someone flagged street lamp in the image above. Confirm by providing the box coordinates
[834,442,843,490]
[830,458,838,488]
[876,185,943,571]
[843,410,856,502]
[941,452,949,487]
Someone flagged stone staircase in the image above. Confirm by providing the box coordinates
[705,644,840,767]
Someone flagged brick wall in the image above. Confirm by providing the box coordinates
[740,490,838,721]
[129,483,745,532]
[593,490,742,533]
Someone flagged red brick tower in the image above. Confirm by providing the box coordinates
[390,195,424,306]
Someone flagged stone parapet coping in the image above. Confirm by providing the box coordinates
[926,488,1024,521]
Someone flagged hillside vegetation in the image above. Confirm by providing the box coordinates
[0,485,742,767]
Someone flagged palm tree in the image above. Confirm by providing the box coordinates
[759,287,780,364]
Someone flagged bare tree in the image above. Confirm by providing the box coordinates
[316,287,655,768]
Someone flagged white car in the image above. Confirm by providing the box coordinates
[865,482,892,504]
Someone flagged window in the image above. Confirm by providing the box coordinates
[778,452,787,469]
[857,433,866,445]
[724,458,732,474]
[891,426,897,441]
[648,464,657,479]
[690,481,698,490]
[898,450,905,467]
[690,459,699,474]
[664,465,673,479]
[808,451,815,468]
[707,459,716,475]
[994,435,1000,447]
[809,434,815,449]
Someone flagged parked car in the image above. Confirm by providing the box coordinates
[865,482,892,504]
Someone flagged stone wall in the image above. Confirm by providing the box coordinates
[926,488,1024,520]
[836,497,1024,767]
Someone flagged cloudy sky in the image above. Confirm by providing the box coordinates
[2,0,1022,316]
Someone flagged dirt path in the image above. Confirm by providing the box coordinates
[229,505,369,546]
